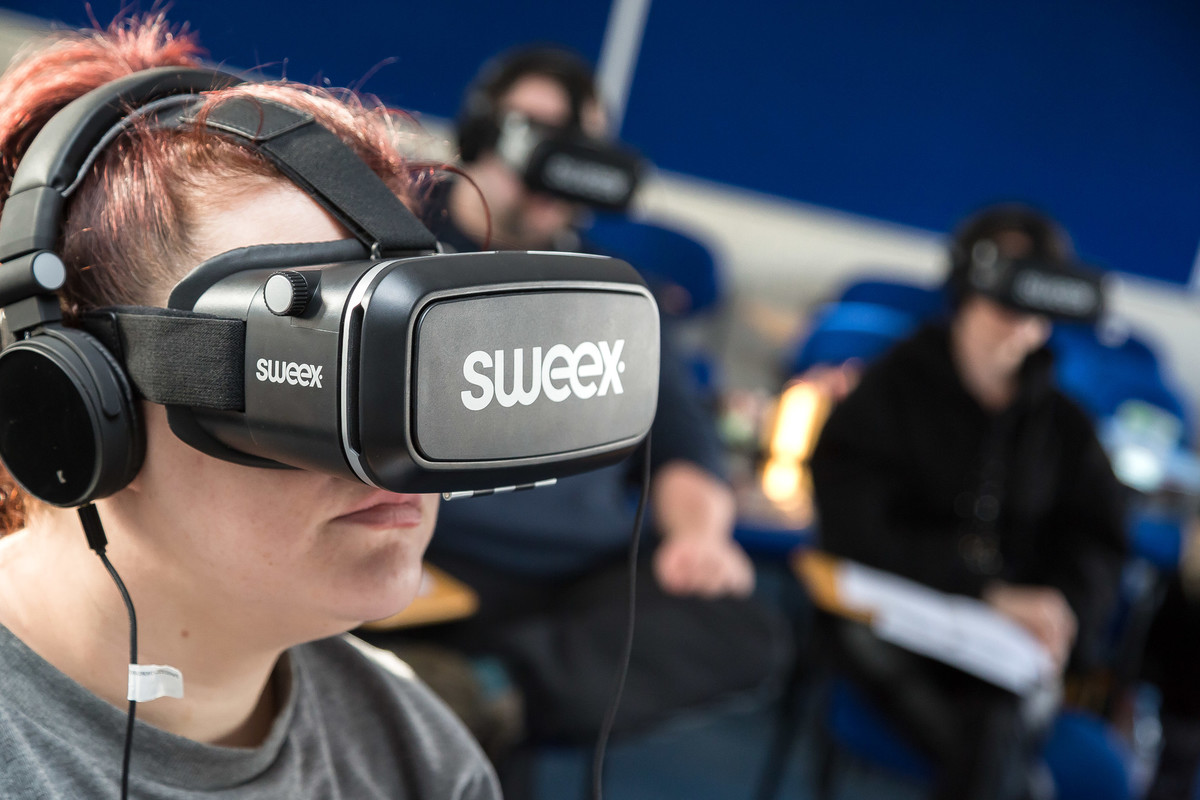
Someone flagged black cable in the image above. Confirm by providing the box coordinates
[590,435,651,800]
[79,504,138,800]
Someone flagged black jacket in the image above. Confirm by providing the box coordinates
[810,323,1128,666]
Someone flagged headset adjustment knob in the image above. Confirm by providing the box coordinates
[263,271,311,316]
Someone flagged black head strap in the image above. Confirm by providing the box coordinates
[168,97,436,257]
[82,307,245,410]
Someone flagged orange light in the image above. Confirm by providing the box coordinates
[759,380,832,508]
[762,461,802,503]
[769,381,826,460]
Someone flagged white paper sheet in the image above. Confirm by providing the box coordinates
[838,561,1056,696]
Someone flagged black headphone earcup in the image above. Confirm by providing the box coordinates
[0,327,143,507]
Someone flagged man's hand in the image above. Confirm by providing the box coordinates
[650,460,753,598]
[983,582,1077,669]
[654,534,754,598]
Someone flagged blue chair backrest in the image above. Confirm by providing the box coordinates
[838,278,949,319]
[789,302,922,375]
[1050,322,1195,508]
[583,214,723,316]
[1050,323,1189,435]
[787,276,946,376]
[582,214,727,395]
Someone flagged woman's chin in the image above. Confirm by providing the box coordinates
[348,576,425,628]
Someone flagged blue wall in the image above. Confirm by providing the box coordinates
[8,0,1200,284]
[625,0,1200,284]
[1,0,611,117]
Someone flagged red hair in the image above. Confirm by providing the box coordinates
[0,15,442,531]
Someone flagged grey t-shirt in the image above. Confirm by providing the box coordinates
[0,624,500,798]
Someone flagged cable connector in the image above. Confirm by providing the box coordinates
[78,503,108,554]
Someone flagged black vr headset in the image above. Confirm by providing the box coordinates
[0,66,661,508]
[489,110,643,211]
[951,239,1106,323]
[456,46,643,212]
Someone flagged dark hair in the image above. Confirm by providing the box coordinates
[456,45,598,163]
[946,202,1075,305]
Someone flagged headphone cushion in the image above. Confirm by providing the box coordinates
[0,327,143,506]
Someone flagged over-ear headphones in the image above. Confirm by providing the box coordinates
[0,309,143,507]
[456,46,598,163]
[0,67,241,507]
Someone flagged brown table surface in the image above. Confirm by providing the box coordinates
[359,564,479,630]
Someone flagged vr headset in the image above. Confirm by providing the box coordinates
[0,67,661,508]
[492,110,643,211]
[954,239,1106,322]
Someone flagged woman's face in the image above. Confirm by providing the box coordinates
[105,181,438,641]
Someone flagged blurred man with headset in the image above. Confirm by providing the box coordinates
[375,45,791,784]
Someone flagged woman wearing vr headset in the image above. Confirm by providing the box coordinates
[809,205,1127,800]
[0,17,498,798]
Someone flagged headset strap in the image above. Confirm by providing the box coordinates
[83,308,245,410]
[164,97,437,257]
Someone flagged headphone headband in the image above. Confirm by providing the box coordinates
[0,67,243,263]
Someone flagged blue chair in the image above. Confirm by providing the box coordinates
[1044,711,1137,800]
[816,679,1134,800]
[788,302,923,375]
[817,678,932,789]
[1051,323,1191,443]
[837,277,948,319]
[785,276,945,376]
[582,214,725,396]
[583,213,723,316]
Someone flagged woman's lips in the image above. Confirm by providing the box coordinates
[334,495,426,529]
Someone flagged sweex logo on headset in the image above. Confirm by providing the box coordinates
[460,337,626,411]
[255,358,324,388]
[0,67,661,508]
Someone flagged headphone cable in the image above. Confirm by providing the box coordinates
[79,504,138,800]
[590,434,651,800]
